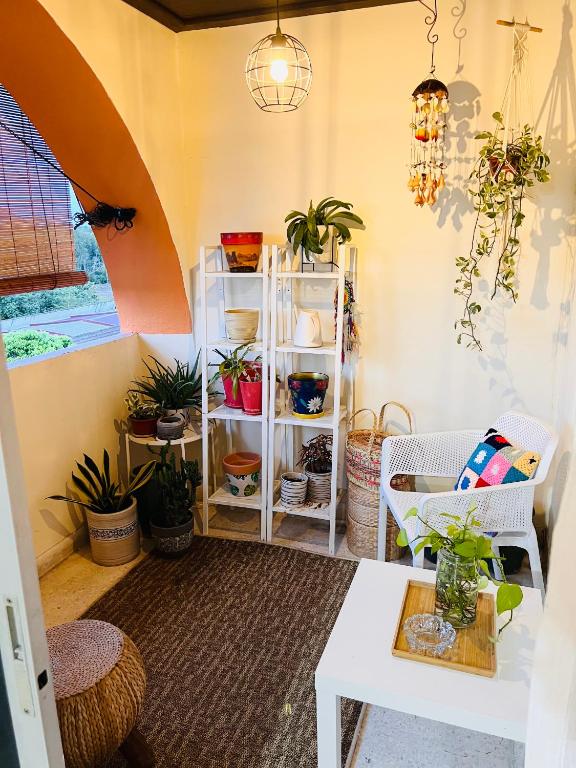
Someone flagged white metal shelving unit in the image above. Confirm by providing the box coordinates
[199,245,270,540]
[266,244,356,555]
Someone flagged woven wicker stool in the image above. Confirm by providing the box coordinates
[47,619,153,768]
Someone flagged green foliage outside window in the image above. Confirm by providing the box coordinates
[0,284,100,320]
[3,330,72,360]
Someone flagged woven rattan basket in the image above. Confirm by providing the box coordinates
[346,479,405,560]
[346,402,414,492]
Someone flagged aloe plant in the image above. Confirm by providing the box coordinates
[131,352,205,412]
[48,450,155,514]
[285,197,364,262]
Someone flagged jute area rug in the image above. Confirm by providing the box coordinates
[84,537,361,768]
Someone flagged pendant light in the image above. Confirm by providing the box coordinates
[408,0,450,207]
[245,0,312,113]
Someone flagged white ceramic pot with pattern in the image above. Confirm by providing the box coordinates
[85,497,140,566]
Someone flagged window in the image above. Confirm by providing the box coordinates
[0,84,120,364]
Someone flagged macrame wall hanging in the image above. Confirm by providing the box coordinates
[454,18,550,351]
[408,0,450,208]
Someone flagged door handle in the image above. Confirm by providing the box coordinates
[4,596,35,716]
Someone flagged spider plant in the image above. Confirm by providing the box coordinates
[48,450,155,514]
[131,352,205,413]
[285,197,364,262]
[211,343,260,398]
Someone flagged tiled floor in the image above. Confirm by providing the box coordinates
[40,506,531,768]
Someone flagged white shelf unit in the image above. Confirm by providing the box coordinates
[266,244,356,555]
[199,245,270,540]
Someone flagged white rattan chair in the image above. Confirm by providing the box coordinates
[377,411,558,594]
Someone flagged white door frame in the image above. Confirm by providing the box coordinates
[0,340,64,767]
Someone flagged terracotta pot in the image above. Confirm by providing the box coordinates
[239,378,262,415]
[223,452,262,497]
[287,372,329,419]
[224,309,259,341]
[221,232,263,273]
[129,416,157,437]
[150,518,193,558]
[222,374,243,409]
[85,497,140,566]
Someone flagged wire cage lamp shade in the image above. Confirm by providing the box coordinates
[246,29,312,113]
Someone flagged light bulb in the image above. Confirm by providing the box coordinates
[270,58,289,83]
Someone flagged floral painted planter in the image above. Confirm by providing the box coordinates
[221,232,263,272]
[288,373,329,418]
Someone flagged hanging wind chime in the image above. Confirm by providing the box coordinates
[408,0,450,207]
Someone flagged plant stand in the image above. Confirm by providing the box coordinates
[266,244,356,555]
[199,245,270,540]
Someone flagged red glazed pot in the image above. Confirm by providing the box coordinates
[220,232,263,273]
[222,375,243,409]
[129,416,157,437]
[239,378,262,416]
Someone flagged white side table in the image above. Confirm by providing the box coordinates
[125,421,216,533]
[315,559,542,768]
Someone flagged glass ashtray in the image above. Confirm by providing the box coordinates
[403,613,456,657]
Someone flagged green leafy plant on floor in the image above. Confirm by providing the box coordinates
[397,505,523,639]
[131,352,206,412]
[148,443,202,528]
[285,197,364,262]
[48,450,155,514]
[455,113,550,351]
[3,330,72,360]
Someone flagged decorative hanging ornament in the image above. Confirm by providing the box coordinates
[408,0,449,207]
[245,0,312,113]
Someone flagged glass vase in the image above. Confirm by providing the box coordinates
[434,548,479,628]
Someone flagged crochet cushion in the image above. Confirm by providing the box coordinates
[455,428,540,491]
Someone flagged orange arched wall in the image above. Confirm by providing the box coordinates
[0,0,191,334]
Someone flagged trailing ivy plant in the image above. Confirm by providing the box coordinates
[455,112,550,350]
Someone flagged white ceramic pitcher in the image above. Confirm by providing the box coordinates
[293,308,322,347]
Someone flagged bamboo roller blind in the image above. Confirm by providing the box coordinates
[0,84,87,296]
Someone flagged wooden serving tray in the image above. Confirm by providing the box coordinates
[392,579,496,677]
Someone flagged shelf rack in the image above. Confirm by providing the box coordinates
[266,244,356,555]
[199,245,270,540]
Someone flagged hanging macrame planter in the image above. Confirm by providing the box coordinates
[454,18,550,351]
[408,0,450,207]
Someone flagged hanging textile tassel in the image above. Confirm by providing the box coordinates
[334,278,359,364]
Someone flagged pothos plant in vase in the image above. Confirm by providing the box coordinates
[455,112,550,351]
[397,505,523,639]
[285,197,364,266]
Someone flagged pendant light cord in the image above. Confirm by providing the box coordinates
[276,0,281,35]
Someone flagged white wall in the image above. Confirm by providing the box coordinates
[175,1,574,493]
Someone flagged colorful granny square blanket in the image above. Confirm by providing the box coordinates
[455,428,540,490]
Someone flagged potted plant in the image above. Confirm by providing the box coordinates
[285,197,364,265]
[298,434,333,503]
[222,451,262,497]
[148,444,202,557]
[125,392,161,437]
[211,343,260,409]
[455,113,550,351]
[131,352,206,424]
[48,451,155,566]
[239,364,263,416]
[397,505,523,638]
